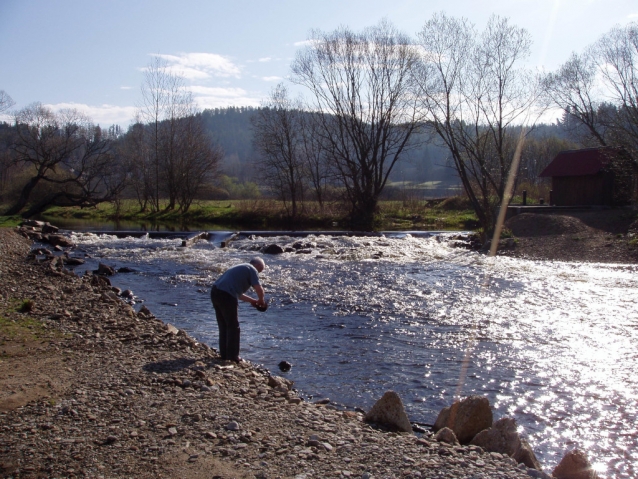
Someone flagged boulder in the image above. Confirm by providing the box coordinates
[63,255,85,266]
[90,274,111,288]
[364,391,412,433]
[470,417,541,470]
[95,263,115,276]
[262,244,284,255]
[47,234,74,248]
[42,223,59,234]
[552,449,599,479]
[278,361,292,372]
[433,395,492,444]
[434,427,459,445]
[268,375,293,391]
[21,220,45,228]
[138,305,155,318]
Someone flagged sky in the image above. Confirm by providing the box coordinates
[1,0,637,128]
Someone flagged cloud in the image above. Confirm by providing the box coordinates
[293,40,314,47]
[628,13,638,19]
[258,57,272,62]
[120,86,133,90]
[152,53,241,80]
[44,102,136,127]
[262,76,283,82]
[187,86,261,109]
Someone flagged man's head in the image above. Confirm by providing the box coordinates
[250,257,266,273]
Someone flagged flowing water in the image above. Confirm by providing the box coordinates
[65,231,637,478]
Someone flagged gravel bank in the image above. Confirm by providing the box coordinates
[1,228,538,479]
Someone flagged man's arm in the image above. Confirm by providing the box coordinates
[238,284,265,307]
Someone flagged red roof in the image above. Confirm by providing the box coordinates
[539,147,622,177]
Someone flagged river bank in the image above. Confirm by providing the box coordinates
[500,210,638,264]
[0,228,537,479]
[17,198,479,233]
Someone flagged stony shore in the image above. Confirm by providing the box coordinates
[0,227,544,479]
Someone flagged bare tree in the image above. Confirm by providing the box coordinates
[542,51,609,146]
[136,57,220,212]
[173,112,223,213]
[251,84,307,218]
[0,90,15,115]
[291,20,422,229]
[300,111,333,210]
[5,103,124,216]
[416,13,542,232]
[544,22,638,157]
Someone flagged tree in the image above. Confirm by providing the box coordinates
[300,111,333,210]
[0,90,15,115]
[251,84,307,218]
[291,20,422,229]
[415,13,542,232]
[544,22,638,158]
[135,57,222,213]
[173,112,223,213]
[542,52,609,146]
[5,103,124,216]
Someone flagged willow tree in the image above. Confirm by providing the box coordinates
[415,14,542,232]
[291,20,422,229]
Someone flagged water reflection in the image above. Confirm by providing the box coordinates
[67,231,637,478]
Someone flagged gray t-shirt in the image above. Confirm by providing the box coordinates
[213,263,260,299]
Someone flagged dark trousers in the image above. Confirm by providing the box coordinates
[210,286,240,361]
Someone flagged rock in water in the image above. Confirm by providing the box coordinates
[47,234,74,247]
[278,361,292,372]
[364,391,412,433]
[433,395,492,444]
[95,263,116,276]
[470,417,542,470]
[262,244,284,255]
[552,449,599,479]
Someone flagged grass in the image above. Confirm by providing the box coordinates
[0,299,63,350]
[0,216,22,227]
[35,197,480,231]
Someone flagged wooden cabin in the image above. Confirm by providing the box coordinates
[539,147,638,206]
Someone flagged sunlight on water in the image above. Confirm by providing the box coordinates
[69,231,638,478]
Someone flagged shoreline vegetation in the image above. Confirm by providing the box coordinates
[1,197,481,232]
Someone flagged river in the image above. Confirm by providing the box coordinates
[63,230,637,478]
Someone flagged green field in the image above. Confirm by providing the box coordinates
[1,197,479,231]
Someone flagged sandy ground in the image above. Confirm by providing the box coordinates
[500,209,638,264]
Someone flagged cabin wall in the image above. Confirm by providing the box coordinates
[551,174,613,206]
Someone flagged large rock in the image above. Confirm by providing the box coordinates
[262,244,284,255]
[364,391,412,433]
[42,223,59,234]
[47,234,74,248]
[434,427,459,445]
[552,449,599,479]
[95,263,115,276]
[21,220,46,228]
[470,417,542,470]
[433,395,492,444]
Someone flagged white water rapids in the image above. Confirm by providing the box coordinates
[65,231,638,478]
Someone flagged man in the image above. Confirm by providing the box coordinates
[210,257,266,362]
